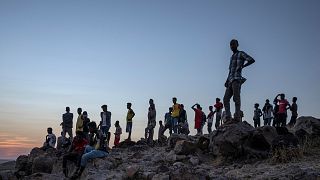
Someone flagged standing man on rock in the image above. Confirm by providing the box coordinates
[223,39,255,122]
[61,107,74,141]
[145,99,156,144]
[171,97,180,133]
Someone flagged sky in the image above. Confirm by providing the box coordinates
[0,0,320,159]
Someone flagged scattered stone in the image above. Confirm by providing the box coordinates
[174,140,197,155]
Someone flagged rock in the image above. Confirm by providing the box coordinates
[152,173,170,180]
[31,156,54,174]
[14,155,32,178]
[118,140,136,148]
[126,165,139,178]
[174,140,197,155]
[209,121,255,157]
[243,126,278,158]
[197,136,210,151]
[165,150,177,162]
[293,116,320,140]
[167,134,188,148]
[157,165,170,173]
[189,156,199,166]
[22,172,64,180]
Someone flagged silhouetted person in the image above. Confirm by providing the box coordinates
[42,127,56,150]
[82,111,90,139]
[57,131,71,151]
[171,97,181,133]
[72,122,109,179]
[114,121,122,147]
[289,97,298,127]
[62,131,88,177]
[145,99,156,144]
[262,99,273,126]
[274,93,290,127]
[192,104,202,135]
[207,106,215,133]
[126,103,135,141]
[158,120,166,145]
[200,107,206,134]
[164,107,173,135]
[214,98,223,129]
[223,39,255,122]
[272,100,280,127]
[75,108,83,132]
[61,107,73,141]
[253,103,263,128]
[178,104,187,134]
[100,105,111,144]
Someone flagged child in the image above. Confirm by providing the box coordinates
[158,120,166,145]
[126,103,135,141]
[207,106,215,133]
[114,121,122,147]
[253,103,263,128]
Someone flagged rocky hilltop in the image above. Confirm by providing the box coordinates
[1,116,320,180]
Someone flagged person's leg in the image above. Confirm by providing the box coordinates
[62,128,67,138]
[232,80,242,121]
[67,128,73,141]
[84,145,95,154]
[145,127,148,140]
[128,122,132,140]
[258,119,261,127]
[207,123,211,133]
[173,118,178,133]
[223,84,233,119]
[149,128,154,143]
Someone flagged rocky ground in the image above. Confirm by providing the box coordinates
[1,116,320,180]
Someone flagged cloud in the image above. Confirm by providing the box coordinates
[0,132,39,159]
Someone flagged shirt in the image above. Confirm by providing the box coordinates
[127,109,135,122]
[76,114,83,131]
[171,104,180,118]
[207,111,214,123]
[148,108,156,127]
[214,102,223,115]
[62,112,73,129]
[253,108,262,120]
[101,111,111,128]
[72,136,88,154]
[291,103,298,116]
[263,103,273,119]
[227,51,254,83]
[278,99,289,114]
[115,127,122,138]
[46,134,56,148]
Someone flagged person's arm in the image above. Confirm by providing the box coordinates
[191,104,197,111]
[274,94,280,104]
[241,52,255,68]
[132,110,135,118]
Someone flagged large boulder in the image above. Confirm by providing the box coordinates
[174,140,197,155]
[167,134,188,148]
[14,155,32,178]
[210,122,278,158]
[293,116,320,141]
[209,121,255,157]
[31,156,55,174]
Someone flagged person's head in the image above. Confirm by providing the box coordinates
[88,121,97,133]
[209,106,213,111]
[172,97,177,104]
[127,103,132,109]
[66,107,70,112]
[83,111,88,118]
[196,104,201,109]
[169,107,173,113]
[101,105,108,112]
[230,39,239,52]
[115,120,120,127]
[47,127,53,134]
[266,99,270,103]
[293,97,297,103]
[159,120,163,126]
[254,103,259,108]
[77,108,82,115]
[216,98,220,103]
[280,93,285,100]
[149,99,154,105]
[180,104,184,110]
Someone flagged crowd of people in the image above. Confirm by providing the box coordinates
[39,39,299,179]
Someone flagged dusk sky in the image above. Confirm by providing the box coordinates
[1,0,319,159]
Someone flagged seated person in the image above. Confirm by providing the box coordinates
[42,127,56,150]
[71,122,109,179]
[63,131,88,177]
